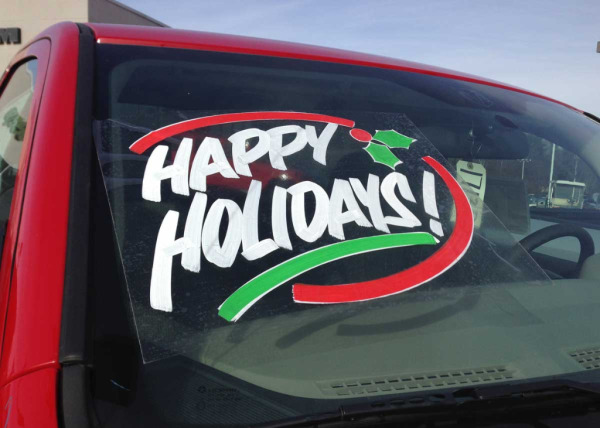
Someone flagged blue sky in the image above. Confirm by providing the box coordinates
[123,0,600,115]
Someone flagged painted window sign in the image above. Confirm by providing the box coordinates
[97,111,481,361]
[131,112,473,320]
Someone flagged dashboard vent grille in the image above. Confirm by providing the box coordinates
[317,365,516,397]
[569,347,600,370]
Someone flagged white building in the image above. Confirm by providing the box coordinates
[1,0,166,69]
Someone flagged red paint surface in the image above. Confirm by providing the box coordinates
[349,128,373,143]
[293,156,473,303]
[0,22,79,396]
[0,368,58,428]
[129,111,355,154]
[87,23,581,112]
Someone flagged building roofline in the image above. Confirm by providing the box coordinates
[103,0,169,27]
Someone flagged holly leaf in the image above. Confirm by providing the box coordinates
[363,143,402,169]
[372,130,416,148]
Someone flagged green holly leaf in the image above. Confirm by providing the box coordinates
[372,130,416,148]
[363,143,402,169]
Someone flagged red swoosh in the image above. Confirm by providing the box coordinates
[129,111,355,154]
[292,156,473,303]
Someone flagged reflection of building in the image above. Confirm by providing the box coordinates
[1,0,166,70]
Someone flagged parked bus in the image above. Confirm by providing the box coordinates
[550,180,586,208]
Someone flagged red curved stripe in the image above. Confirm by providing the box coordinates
[292,156,474,303]
[129,111,356,154]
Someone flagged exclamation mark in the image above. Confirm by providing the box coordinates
[423,171,444,237]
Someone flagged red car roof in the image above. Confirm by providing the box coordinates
[87,23,579,112]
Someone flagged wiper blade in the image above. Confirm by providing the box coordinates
[255,378,600,427]
[454,378,600,401]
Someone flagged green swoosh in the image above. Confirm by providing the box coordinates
[218,232,437,322]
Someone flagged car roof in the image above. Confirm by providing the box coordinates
[83,23,578,112]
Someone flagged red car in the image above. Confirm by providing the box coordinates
[2,22,600,427]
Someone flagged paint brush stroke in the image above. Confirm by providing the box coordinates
[218,232,437,322]
[293,156,473,303]
[129,112,355,154]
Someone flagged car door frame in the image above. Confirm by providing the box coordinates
[0,22,83,407]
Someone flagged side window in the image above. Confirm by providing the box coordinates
[0,60,38,222]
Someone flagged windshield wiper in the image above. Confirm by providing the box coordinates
[453,378,600,400]
[255,378,600,427]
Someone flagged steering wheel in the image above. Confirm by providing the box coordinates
[519,223,595,277]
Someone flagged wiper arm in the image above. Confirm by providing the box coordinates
[255,378,600,427]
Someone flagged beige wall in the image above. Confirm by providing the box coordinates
[1,0,165,73]
[1,0,88,71]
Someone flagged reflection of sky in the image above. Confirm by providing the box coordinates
[26,60,37,89]
[122,0,600,116]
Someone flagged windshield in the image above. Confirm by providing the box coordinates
[91,44,600,427]
[554,183,584,200]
